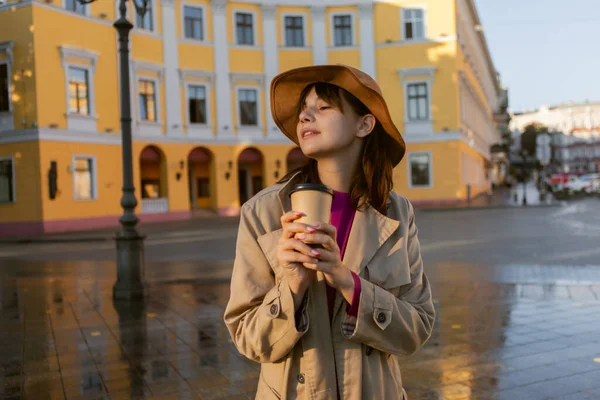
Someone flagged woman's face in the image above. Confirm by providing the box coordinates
[296,87,367,159]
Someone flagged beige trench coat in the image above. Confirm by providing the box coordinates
[224,174,435,399]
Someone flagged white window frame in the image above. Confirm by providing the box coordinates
[72,154,97,201]
[59,46,98,132]
[133,0,158,33]
[235,85,262,134]
[407,151,433,189]
[62,0,90,16]
[137,76,161,124]
[181,2,208,42]
[233,9,258,46]
[281,13,308,48]
[330,11,356,47]
[0,156,16,204]
[185,81,211,135]
[66,65,93,117]
[401,6,427,41]
[404,80,431,122]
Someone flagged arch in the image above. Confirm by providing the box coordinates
[238,147,264,205]
[187,147,215,210]
[139,145,169,213]
[286,147,308,173]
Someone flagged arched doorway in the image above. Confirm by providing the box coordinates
[188,147,213,210]
[286,147,308,173]
[238,148,264,205]
[140,145,169,213]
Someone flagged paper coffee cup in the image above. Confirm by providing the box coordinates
[289,183,334,227]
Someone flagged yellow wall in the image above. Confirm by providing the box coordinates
[0,5,37,130]
[31,5,120,133]
[278,50,313,72]
[38,141,123,221]
[457,46,492,114]
[374,0,457,43]
[178,45,214,71]
[327,49,360,68]
[229,49,264,73]
[0,142,43,222]
[394,141,462,201]
[376,40,460,133]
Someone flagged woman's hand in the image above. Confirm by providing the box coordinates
[276,211,320,307]
[300,223,355,302]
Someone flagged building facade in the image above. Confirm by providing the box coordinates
[0,0,504,236]
[509,102,600,174]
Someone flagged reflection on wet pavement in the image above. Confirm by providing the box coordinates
[1,261,600,400]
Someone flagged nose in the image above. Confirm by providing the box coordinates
[298,108,314,124]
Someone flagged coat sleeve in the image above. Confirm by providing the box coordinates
[224,203,310,363]
[340,200,435,356]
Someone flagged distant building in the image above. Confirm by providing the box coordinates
[509,102,600,174]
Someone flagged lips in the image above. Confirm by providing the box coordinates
[301,128,321,139]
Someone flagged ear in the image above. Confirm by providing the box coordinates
[356,114,376,139]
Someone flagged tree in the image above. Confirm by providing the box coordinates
[521,123,547,157]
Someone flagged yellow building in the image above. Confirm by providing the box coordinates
[0,0,504,236]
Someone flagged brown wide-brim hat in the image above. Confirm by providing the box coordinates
[270,64,406,166]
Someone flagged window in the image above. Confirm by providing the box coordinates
[403,8,425,40]
[0,158,14,203]
[188,85,207,124]
[73,157,95,201]
[0,63,8,112]
[65,0,86,14]
[239,89,258,126]
[236,12,254,45]
[68,67,90,115]
[333,15,352,46]
[197,177,210,197]
[139,80,157,122]
[184,6,204,40]
[285,16,304,47]
[136,1,154,31]
[406,82,429,121]
[408,153,431,188]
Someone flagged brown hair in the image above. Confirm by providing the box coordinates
[278,82,396,215]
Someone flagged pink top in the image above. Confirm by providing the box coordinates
[327,191,361,321]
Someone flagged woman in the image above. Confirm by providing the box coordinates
[224,65,435,399]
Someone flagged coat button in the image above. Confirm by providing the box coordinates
[365,346,373,356]
[270,304,279,316]
[297,373,305,384]
[377,312,386,323]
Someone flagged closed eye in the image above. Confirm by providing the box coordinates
[319,106,330,111]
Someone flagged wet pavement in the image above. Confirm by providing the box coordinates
[2,199,600,399]
[1,259,599,400]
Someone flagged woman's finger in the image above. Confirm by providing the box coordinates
[314,222,337,240]
[281,239,322,258]
[301,261,333,273]
[282,222,318,240]
[280,211,305,225]
[280,251,319,266]
[299,232,337,250]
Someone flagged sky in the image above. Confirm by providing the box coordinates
[474,0,600,113]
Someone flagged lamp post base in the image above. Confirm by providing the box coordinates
[113,232,147,300]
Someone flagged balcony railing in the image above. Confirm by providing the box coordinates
[141,198,169,214]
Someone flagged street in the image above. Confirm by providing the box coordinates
[1,199,600,399]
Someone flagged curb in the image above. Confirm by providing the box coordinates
[417,202,566,213]
[0,236,113,245]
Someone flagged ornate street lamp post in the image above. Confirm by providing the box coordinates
[520,149,528,206]
[78,0,150,299]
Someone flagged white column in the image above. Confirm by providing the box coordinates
[161,0,184,136]
[261,4,279,138]
[358,3,376,78]
[211,0,234,137]
[311,5,327,65]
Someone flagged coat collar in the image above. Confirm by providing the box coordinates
[276,171,400,275]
